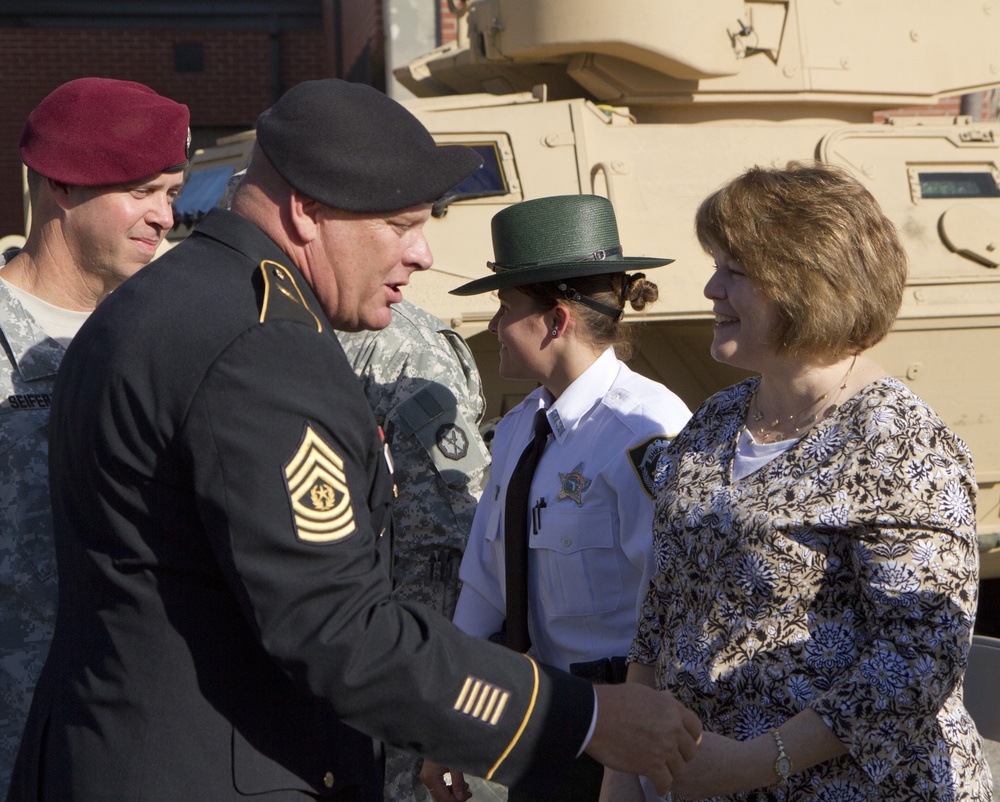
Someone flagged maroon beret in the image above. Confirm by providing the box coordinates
[255,79,482,213]
[19,77,191,186]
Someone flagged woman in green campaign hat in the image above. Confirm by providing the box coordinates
[422,194,694,802]
[452,193,673,297]
[451,193,677,391]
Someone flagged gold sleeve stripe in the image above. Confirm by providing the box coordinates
[453,676,513,724]
[462,680,483,715]
[489,689,509,726]
[471,682,489,718]
[455,677,473,710]
[480,688,498,720]
[485,655,539,781]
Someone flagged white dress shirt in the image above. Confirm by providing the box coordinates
[454,348,691,671]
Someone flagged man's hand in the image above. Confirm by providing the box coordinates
[585,683,702,795]
[419,760,472,802]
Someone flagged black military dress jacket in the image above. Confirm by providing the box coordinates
[8,210,593,801]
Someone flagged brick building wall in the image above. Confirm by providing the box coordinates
[342,0,381,85]
[874,92,1000,123]
[439,0,458,42]
[0,24,329,237]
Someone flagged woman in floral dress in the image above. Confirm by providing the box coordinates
[603,163,993,801]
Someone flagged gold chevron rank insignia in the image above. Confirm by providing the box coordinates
[284,425,355,543]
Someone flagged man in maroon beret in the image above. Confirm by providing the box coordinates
[0,77,189,792]
[9,79,699,802]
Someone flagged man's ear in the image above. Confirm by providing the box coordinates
[288,190,320,244]
[46,178,74,211]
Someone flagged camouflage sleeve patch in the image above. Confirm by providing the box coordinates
[628,436,674,499]
[390,382,490,490]
[258,260,323,332]
[283,424,355,543]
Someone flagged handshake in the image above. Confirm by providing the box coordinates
[421,680,702,802]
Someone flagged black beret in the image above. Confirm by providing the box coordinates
[19,78,190,186]
[255,79,483,213]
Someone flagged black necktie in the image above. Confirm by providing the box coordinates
[504,408,551,653]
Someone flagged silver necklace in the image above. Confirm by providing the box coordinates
[748,355,857,444]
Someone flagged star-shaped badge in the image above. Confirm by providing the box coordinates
[558,462,591,506]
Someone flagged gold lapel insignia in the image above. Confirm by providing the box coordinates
[284,425,355,543]
[259,260,323,332]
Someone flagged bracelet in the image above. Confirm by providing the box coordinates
[771,728,792,783]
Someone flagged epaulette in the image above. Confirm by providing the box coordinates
[257,259,323,332]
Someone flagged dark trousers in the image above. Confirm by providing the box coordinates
[507,656,628,802]
[507,752,604,802]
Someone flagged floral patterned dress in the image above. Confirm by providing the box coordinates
[629,377,993,801]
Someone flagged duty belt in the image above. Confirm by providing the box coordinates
[569,656,628,684]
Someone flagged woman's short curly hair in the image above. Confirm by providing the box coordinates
[695,161,907,358]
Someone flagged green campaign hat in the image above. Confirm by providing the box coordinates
[451,194,673,296]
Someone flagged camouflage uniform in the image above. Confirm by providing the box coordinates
[337,299,490,802]
[0,275,64,792]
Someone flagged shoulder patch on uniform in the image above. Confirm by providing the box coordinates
[628,436,674,499]
[436,423,469,460]
[453,675,511,727]
[258,260,323,332]
[284,425,355,543]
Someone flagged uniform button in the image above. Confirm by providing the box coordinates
[273,268,286,280]
[323,771,335,789]
[562,537,572,547]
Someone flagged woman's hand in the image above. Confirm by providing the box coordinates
[668,732,761,799]
[670,710,849,800]
[419,760,472,802]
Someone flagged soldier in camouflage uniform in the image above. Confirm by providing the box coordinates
[0,259,64,791]
[337,297,491,802]
[0,78,188,791]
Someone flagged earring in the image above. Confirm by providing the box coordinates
[551,328,559,337]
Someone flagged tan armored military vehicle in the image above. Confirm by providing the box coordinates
[173,0,1000,587]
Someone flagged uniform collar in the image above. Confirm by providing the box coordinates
[193,208,296,269]
[0,277,65,381]
[543,347,619,442]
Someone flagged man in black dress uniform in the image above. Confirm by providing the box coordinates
[7,80,700,802]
